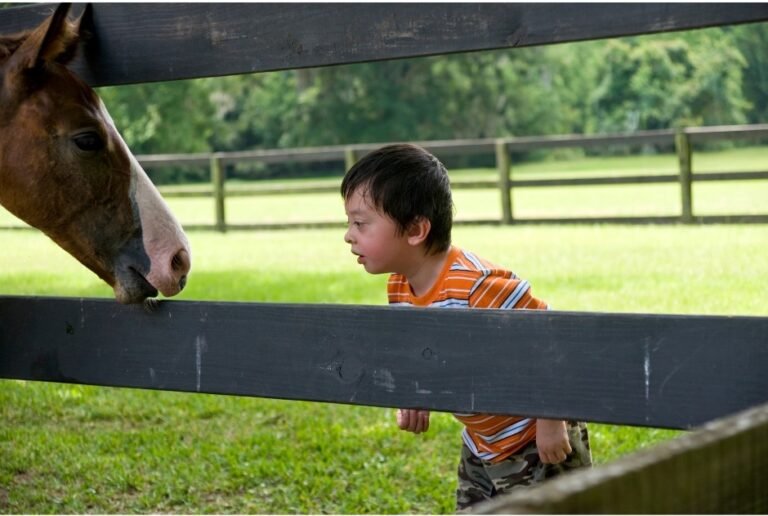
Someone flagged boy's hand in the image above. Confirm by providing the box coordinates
[396,408,430,434]
[536,419,572,464]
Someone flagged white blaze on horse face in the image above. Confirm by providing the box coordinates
[98,100,191,297]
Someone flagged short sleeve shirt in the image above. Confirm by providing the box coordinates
[387,246,548,462]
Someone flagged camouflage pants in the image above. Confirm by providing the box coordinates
[456,421,592,513]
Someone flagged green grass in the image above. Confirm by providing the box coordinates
[1,146,766,512]
[0,146,765,227]
[2,221,767,513]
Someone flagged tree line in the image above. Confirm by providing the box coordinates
[96,23,767,183]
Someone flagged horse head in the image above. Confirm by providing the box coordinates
[0,4,191,304]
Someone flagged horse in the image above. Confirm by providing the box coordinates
[0,4,191,304]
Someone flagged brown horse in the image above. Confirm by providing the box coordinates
[0,4,191,304]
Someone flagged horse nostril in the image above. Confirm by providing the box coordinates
[171,253,182,271]
[171,249,191,274]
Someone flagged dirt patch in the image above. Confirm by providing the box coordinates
[0,486,9,510]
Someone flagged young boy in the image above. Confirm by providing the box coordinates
[341,143,592,512]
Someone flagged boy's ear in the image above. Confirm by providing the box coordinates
[406,217,431,247]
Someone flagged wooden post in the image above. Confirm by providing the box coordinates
[344,147,357,172]
[210,154,226,232]
[675,129,693,224]
[496,139,513,224]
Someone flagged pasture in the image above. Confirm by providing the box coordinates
[1,147,766,513]
[0,145,765,229]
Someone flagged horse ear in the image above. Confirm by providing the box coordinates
[9,3,80,72]
[60,4,94,64]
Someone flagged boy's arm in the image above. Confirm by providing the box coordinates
[536,418,572,464]
[396,408,430,434]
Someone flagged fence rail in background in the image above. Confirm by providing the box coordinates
[154,124,767,231]
[0,124,764,232]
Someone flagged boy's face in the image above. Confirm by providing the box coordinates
[343,187,410,275]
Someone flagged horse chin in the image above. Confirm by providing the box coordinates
[113,268,159,304]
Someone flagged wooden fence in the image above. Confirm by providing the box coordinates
[128,124,768,232]
[477,400,768,514]
[2,296,768,513]
[3,3,768,513]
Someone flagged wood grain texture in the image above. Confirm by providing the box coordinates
[1,296,766,429]
[1,4,766,86]
[477,401,768,513]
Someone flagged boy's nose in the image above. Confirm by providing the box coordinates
[344,230,353,244]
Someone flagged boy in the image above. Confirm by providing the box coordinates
[341,143,592,512]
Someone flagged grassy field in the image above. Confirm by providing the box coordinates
[179,146,768,225]
[0,146,765,228]
[1,147,767,513]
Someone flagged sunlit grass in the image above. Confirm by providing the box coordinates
[0,146,765,228]
[1,147,767,513]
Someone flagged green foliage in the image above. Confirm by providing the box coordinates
[726,23,768,124]
[98,82,216,154]
[97,81,219,184]
[587,35,748,134]
[88,25,765,183]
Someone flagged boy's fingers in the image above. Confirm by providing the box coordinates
[397,409,412,430]
[396,409,430,433]
[412,411,423,433]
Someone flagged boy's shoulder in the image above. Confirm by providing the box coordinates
[449,247,510,277]
[389,246,541,309]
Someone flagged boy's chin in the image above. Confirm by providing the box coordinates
[362,263,386,275]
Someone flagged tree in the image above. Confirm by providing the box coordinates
[98,80,216,155]
[727,23,768,124]
[586,33,749,134]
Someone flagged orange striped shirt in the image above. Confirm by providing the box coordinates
[387,246,548,463]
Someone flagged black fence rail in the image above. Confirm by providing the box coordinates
[2,295,768,513]
[2,296,767,431]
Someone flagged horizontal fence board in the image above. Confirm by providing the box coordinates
[687,124,768,141]
[504,130,675,150]
[1,4,767,86]
[478,401,768,514]
[4,214,768,234]
[152,170,768,199]
[133,124,767,171]
[1,296,767,429]
[695,170,768,182]
[137,153,212,167]
[144,168,768,198]
[511,175,678,188]
[3,214,768,234]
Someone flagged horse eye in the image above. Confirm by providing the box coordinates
[73,132,105,152]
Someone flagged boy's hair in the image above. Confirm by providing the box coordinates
[341,143,453,254]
